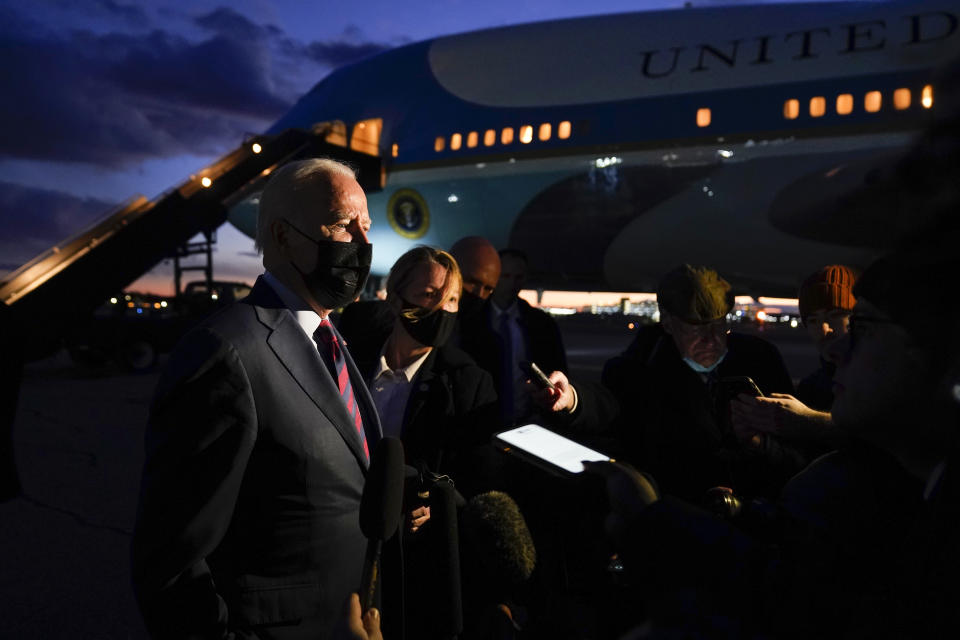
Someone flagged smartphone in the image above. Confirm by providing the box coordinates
[719,376,764,398]
[493,424,611,475]
[519,360,556,391]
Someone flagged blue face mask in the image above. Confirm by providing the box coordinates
[683,351,727,374]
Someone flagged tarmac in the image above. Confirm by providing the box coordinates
[0,320,818,639]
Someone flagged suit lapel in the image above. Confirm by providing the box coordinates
[249,278,375,469]
[402,350,438,434]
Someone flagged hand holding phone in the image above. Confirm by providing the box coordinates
[519,361,556,391]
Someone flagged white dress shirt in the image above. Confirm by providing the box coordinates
[369,346,431,439]
[262,271,324,339]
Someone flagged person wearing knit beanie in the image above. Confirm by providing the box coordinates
[730,265,861,452]
[798,265,859,366]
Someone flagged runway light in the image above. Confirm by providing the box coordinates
[153,303,161,309]
[627,322,635,330]
[127,302,134,308]
[110,297,118,304]
[160,301,168,308]
[757,311,767,321]
[447,194,459,203]
[124,295,131,301]
[201,176,212,188]
[251,143,262,154]
[211,294,219,300]
[790,319,799,328]
[136,308,143,314]
[717,149,733,158]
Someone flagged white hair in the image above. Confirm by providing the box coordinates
[255,158,356,253]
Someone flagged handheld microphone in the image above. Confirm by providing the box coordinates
[428,478,463,637]
[358,437,405,612]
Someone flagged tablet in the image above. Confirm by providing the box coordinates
[494,424,611,475]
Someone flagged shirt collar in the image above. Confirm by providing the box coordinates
[490,299,518,318]
[262,270,324,337]
[373,344,431,383]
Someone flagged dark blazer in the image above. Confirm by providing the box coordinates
[132,277,382,640]
[356,341,498,495]
[458,299,567,426]
[601,324,798,501]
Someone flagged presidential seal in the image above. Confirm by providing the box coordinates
[387,189,429,239]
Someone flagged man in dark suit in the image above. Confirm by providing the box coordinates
[455,245,567,427]
[132,159,383,639]
[543,264,800,501]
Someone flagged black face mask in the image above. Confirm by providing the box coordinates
[399,298,457,347]
[457,289,487,320]
[285,219,372,310]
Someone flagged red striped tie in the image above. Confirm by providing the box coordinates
[314,319,369,461]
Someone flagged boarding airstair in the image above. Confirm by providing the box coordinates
[0,126,382,359]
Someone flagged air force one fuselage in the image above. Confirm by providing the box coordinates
[228,0,960,296]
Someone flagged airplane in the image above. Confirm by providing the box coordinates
[225,0,960,297]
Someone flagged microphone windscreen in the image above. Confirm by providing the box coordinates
[359,437,405,540]
[460,491,536,588]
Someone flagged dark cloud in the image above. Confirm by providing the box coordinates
[0,4,400,167]
[304,40,391,67]
[0,181,117,273]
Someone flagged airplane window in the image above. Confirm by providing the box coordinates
[350,118,382,156]
[321,121,348,147]
[696,108,711,127]
[520,125,533,144]
[558,121,572,139]
[893,88,911,110]
[467,131,478,148]
[836,94,853,115]
[391,143,398,158]
[451,133,462,150]
[484,129,496,146]
[809,97,826,118]
[922,85,934,109]
[434,137,445,152]
[783,99,799,120]
[864,91,882,113]
[502,127,514,144]
[539,123,551,141]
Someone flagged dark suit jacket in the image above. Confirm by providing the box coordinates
[458,298,567,426]
[132,277,382,640]
[356,341,498,495]
[600,324,798,501]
